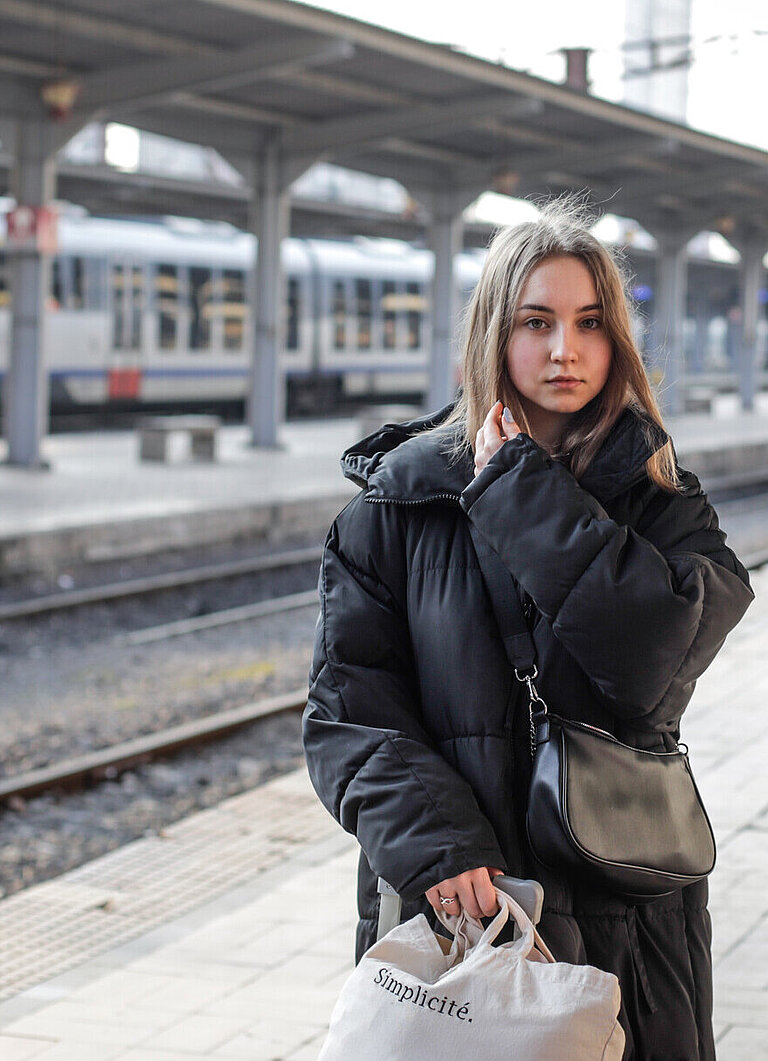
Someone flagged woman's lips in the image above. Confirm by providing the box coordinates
[547,378,583,389]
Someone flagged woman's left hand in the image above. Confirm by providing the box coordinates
[425,866,505,920]
[474,401,519,477]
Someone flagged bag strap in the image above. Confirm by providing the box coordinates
[467,522,536,675]
[468,523,548,756]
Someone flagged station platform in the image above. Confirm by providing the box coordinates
[0,564,766,1060]
[0,418,360,578]
[1,398,768,578]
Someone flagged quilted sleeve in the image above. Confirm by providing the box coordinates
[460,436,753,729]
[303,493,506,901]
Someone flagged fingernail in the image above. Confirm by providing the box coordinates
[503,407,513,423]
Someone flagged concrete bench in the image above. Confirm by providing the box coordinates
[683,387,716,414]
[138,415,221,463]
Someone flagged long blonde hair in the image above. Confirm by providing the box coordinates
[448,197,678,490]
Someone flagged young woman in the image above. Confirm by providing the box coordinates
[303,200,753,1059]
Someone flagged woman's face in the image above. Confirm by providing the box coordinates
[505,255,613,445]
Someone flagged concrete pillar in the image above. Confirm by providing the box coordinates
[653,233,688,416]
[246,136,290,448]
[3,120,56,467]
[735,239,765,412]
[427,192,464,411]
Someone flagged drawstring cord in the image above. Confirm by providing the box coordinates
[626,907,658,1013]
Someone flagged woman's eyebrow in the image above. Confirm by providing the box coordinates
[518,302,602,313]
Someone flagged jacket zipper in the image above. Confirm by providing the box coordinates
[365,494,460,506]
[555,715,686,756]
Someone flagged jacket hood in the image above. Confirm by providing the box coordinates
[341,403,473,501]
[341,402,670,505]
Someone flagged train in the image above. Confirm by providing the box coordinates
[0,210,749,417]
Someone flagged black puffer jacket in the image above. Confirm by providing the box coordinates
[304,404,753,1061]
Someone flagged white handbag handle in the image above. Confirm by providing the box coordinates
[437,887,556,965]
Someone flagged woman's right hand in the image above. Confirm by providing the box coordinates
[474,401,519,477]
[425,866,503,920]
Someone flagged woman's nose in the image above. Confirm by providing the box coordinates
[551,327,578,362]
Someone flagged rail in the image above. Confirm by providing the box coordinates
[0,689,307,803]
[0,545,323,621]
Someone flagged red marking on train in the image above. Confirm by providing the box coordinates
[108,368,142,400]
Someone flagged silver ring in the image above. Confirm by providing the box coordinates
[439,896,458,906]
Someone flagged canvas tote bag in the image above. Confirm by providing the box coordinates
[319,887,624,1060]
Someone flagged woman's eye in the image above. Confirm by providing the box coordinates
[525,317,547,330]
[581,317,602,330]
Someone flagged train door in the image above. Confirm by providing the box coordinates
[108,259,145,401]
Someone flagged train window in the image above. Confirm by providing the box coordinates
[84,258,106,310]
[0,254,8,307]
[71,257,85,309]
[155,264,179,350]
[381,280,397,350]
[111,264,124,347]
[221,269,245,351]
[332,280,346,350]
[189,266,212,350]
[356,279,372,350]
[129,266,143,350]
[286,276,300,351]
[51,257,63,308]
[405,282,423,350]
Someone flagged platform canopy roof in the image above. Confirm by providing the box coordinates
[1,0,768,240]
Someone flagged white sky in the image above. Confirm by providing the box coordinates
[301,0,768,150]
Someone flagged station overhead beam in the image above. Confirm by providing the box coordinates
[2,0,768,463]
[75,36,355,121]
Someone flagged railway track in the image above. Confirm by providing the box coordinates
[0,689,307,804]
[0,545,323,621]
[118,589,319,645]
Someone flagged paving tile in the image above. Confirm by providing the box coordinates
[30,1043,124,1061]
[125,958,261,988]
[263,954,348,988]
[717,1024,768,1061]
[210,1025,325,1060]
[201,979,334,1023]
[712,1019,729,1043]
[112,1052,210,1061]
[210,1035,286,1060]
[139,1015,249,1054]
[129,976,235,1015]
[62,971,181,1008]
[0,1035,55,1060]
[3,1015,150,1048]
[11,1000,170,1033]
[286,1033,327,1061]
[715,930,768,992]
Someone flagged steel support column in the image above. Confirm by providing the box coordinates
[427,195,463,411]
[247,137,290,448]
[422,185,486,412]
[653,234,688,416]
[736,239,765,411]
[3,119,56,467]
